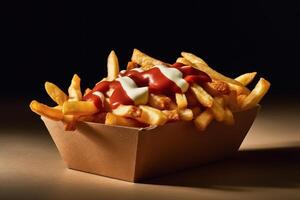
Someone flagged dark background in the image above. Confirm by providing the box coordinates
[1,1,300,102]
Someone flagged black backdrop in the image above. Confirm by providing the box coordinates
[2,1,300,102]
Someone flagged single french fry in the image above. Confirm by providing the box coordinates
[176,57,194,66]
[194,109,214,131]
[175,93,188,109]
[178,108,193,121]
[162,109,180,121]
[131,49,165,70]
[107,50,120,81]
[203,80,230,96]
[137,105,168,125]
[44,82,68,106]
[223,107,235,125]
[105,112,144,127]
[181,52,246,87]
[30,100,64,120]
[209,97,225,122]
[68,74,82,101]
[190,84,214,107]
[241,78,271,110]
[235,72,257,86]
[62,101,98,115]
[112,105,141,118]
[148,94,172,110]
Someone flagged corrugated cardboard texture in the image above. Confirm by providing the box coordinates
[42,106,258,182]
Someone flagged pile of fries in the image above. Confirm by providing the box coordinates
[30,49,270,131]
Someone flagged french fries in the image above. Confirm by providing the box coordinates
[137,105,167,125]
[190,84,214,107]
[107,50,120,81]
[178,108,193,121]
[30,49,270,132]
[175,93,188,109]
[209,98,225,122]
[176,57,194,66]
[112,105,141,118]
[162,109,180,121]
[149,94,172,110]
[30,100,64,121]
[181,52,243,87]
[203,80,230,96]
[68,74,82,101]
[235,72,257,86]
[241,78,270,110]
[63,101,98,115]
[131,49,165,70]
[194,109,214,131]
[45,82,68,106]
[223,107,235,125]
[105,113,144,127]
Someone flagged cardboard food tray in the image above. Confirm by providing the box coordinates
[42,106,259,182]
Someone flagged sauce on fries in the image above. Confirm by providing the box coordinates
[84,63,211,110]
[30,49,270,131]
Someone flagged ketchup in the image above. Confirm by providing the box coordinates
[84,63,211,111]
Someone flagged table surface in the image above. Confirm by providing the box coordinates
[1,98,300,200]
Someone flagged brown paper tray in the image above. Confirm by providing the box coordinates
[42,106,259,182]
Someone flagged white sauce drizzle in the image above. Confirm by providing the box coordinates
[155,64,189,92]
[116,76,148,104]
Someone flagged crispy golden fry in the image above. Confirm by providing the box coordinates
[194,109,214,131]
[162,109,180,121]
[68,74,82,101]
[131,49,165,70]
[30,100,64,120]
[137,105,168,125]
[181,52,246,87]
[84,88,92,96]
[191,107,202,118]
[190,84,214,107]
[62,101,98,115]
[105,112,144,127]
[178,108,193,121]
[127,61,139,70]
[203,80,230,96]
[107,50,120,81]
[176,57,194,66]
[235,72,257,86]
[209,97,225,122]
[148,94,172,110]
[241,78,271,110]
[44,82,68,106]
[112,105,141,118]
[223,107,235,125]
[175,93,188,109]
